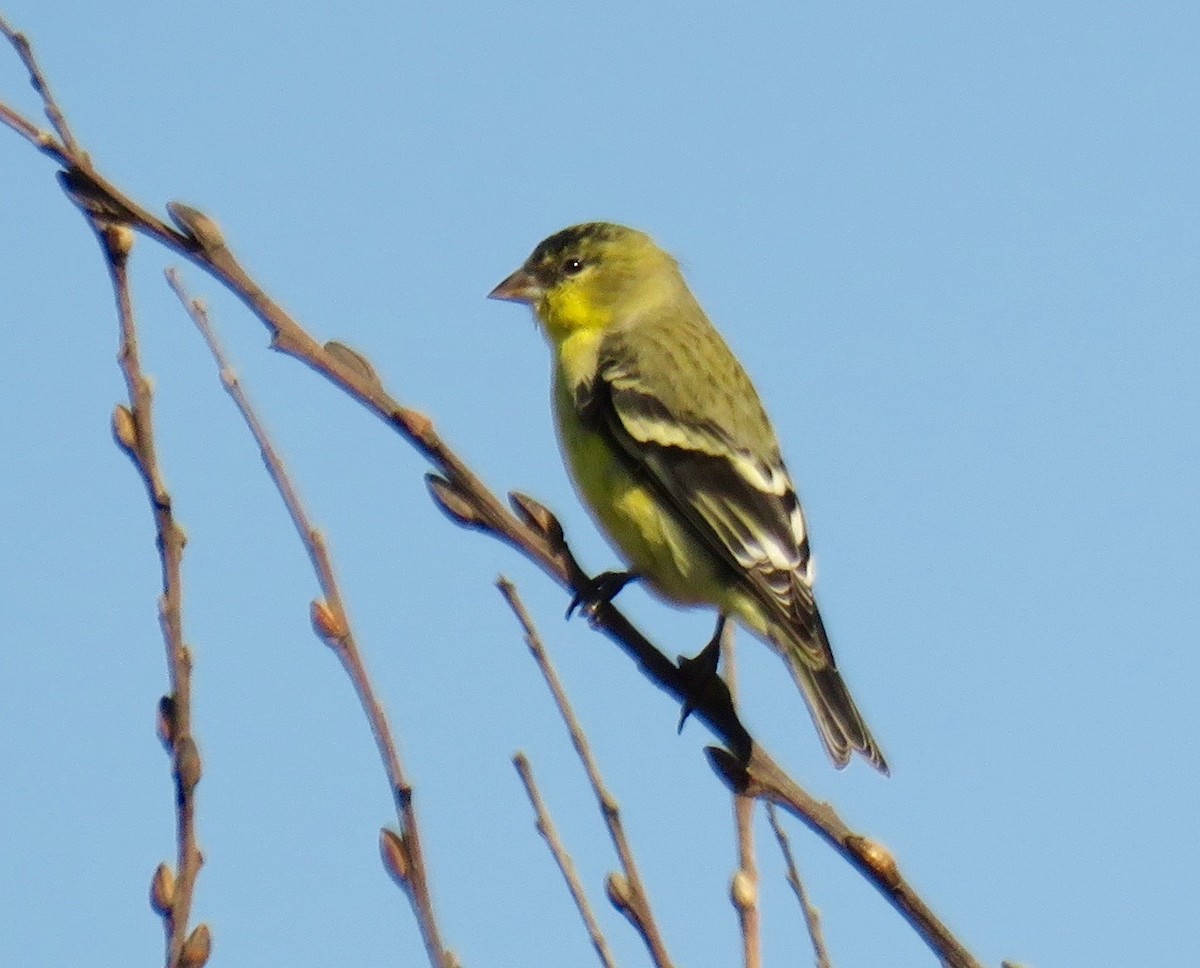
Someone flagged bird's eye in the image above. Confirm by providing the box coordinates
[561,258,585,276]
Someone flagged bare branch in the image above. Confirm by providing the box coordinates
[166,270,454,968]
[512,753,619,968]
[92,223,205,966]
[723,628,761,968]
[767,803,832,968]
[498,579,674,968]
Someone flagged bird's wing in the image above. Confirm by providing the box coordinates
[580,325,831,668]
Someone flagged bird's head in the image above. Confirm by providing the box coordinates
[489,222,682,339]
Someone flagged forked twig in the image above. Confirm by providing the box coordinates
[498,579,673,968]
[166,270,454,968]
[512,753,619,968]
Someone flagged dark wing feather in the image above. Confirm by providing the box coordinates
[578,348,831,669]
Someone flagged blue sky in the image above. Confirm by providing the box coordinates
[1,2,1196,966]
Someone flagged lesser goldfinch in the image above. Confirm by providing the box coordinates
[490,222,887,773]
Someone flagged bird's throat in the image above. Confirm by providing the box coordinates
[540,286,612,342]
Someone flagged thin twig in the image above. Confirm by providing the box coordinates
[0,87,55,152]
[93,224,206,966]
[723,628,761,968]
[165,270,453,968]
[0,25,987,968]
[512,753,619,968]
[0,13,77,152]
[708,747,983,968]
[767,804,832,968]
[497,579,674,968]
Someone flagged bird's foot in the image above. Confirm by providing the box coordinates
[677,618,728,732]
[566,570,640,619]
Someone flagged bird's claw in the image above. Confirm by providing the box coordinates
[676,630,725,732]
[566,570,639,619]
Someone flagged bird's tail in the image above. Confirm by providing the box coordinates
[778,615,889,774]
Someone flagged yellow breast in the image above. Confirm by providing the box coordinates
[551,341,721,607]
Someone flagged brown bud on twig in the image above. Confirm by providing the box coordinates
[426,474,484,529]
[730,869,756,910]
[847,835,899,887]
[310,599,346,642]
[605,871,633,914]
[174,737,202,793]
[156,695,177,748]
[325,340,382,390]
[167,202,226,252]
[112,404,137,453]
[508,491,564,547]
[379,827,410,887]
[149,862,175,916]
[102,222,135,258]
[178,923,212,968]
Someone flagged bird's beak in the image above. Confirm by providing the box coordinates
[488,267,542,304]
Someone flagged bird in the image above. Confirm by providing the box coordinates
[489,222,887,773]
